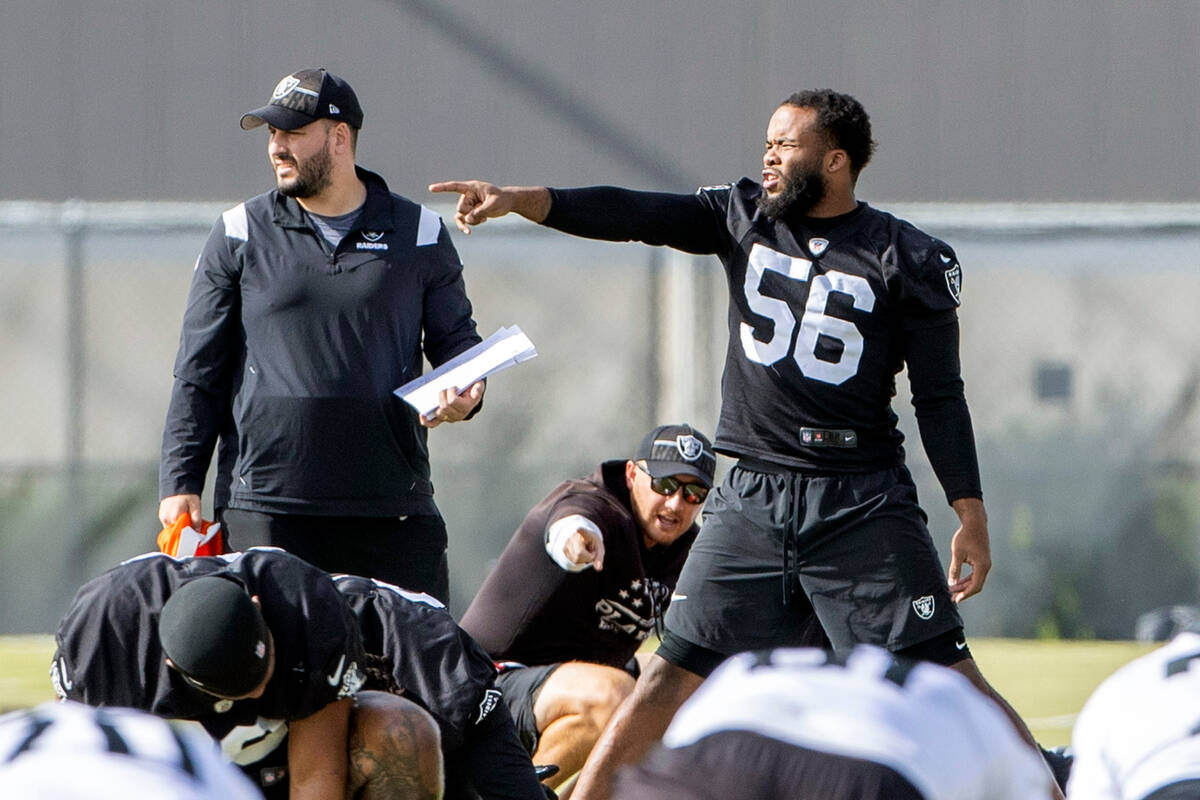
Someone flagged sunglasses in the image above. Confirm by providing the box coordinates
[637,463,709,505]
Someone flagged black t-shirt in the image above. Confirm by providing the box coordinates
[334,574,499,752]
[460,462,698,669]
[543,181,980,502]
[52,549,365,746]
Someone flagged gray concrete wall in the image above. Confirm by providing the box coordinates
[1,1,1198,203]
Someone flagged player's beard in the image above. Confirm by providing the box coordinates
[275,138,334,199]
[757,159,826,220]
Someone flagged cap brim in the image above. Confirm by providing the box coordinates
[239,104,317,131]
[643,459,713,488]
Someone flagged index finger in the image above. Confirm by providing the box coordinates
[428,181,471,194]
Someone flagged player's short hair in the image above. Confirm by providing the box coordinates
[781,90,876,176]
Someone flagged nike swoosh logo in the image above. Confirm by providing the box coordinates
[955,640,968,650]
[326,655,346,686]
[670,593,688,602]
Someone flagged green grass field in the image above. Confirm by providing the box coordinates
[1,635,1156,746]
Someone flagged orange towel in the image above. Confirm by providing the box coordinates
[156,513,226,558]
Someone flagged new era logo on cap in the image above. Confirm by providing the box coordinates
[240,68,363,132]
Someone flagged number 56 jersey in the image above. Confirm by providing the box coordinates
[544,179,975,489]
[701,180,964,473]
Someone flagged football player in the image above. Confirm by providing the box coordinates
[613,646,1055,800]
[431,89,1063,800]
[51,548,442,799]
[0,700,263,800]
[1068,625,1200,798]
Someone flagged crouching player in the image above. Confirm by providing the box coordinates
[51,548,442,799]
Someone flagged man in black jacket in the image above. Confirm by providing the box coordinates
[159,68,484,602]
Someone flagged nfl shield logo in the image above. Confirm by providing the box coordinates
[808,237,830,256]
[912,595,935,620]
[676,435,703,461]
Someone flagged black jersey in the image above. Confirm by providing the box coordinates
[51,549,365,746]
[333,575,499,752]
[544,181,980,501]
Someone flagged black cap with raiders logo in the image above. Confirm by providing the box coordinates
[240,68,363,132]
[159,576,271,698]
[635,424,716,488]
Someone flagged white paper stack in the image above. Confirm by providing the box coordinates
[394,325,538,415]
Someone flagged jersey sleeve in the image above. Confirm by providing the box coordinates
[903,319,982,503]
[158,213,244,500]
[51,557,179,714]
[420,216,483,369]
[543,185,728,255]
[458,490,613,657]
[894,234,963,325]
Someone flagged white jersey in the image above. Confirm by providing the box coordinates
[0,701,263,800]
[1069,631,1200,799]
[662,646,1052,800]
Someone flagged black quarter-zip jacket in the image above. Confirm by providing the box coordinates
[160,168,482,516]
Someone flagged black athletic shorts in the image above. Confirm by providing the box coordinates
[663,462,962,658]
[220,509,450,603]
[494,664,561,755]
[613,730,924,800]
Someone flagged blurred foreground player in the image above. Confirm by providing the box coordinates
[0,700,263,800]
[460,424,717,790]
[51,549,442,799]
[1068,626,1200,799]
[614,646,1055,800]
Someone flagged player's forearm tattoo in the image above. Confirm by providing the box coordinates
[348,711,441,800]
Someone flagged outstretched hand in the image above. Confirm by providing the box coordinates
[564,528,606,571]
[428,180,511,234]
[428,181,551,235]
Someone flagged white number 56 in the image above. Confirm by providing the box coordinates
[738,243,874,385]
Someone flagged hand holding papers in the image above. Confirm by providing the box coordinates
[395,325,537,416]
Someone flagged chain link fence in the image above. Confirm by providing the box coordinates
[3,201,1199,635]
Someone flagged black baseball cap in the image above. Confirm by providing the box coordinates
[159,577,271,698]
[240,68,363,132]
[635,424,716,488]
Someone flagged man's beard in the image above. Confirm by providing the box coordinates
[757,162,826,219]
[276,141,333,199]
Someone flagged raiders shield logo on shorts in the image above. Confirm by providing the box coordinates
[912,595,935,620]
